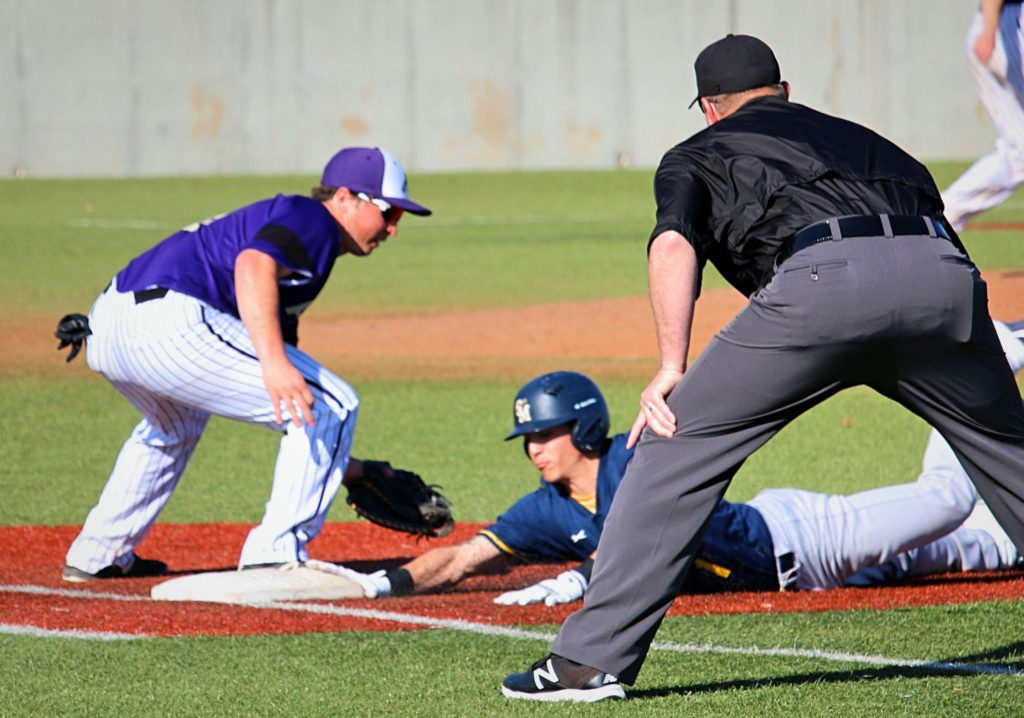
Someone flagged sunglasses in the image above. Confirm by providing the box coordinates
[357,192,403,223]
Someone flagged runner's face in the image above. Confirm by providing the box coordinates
[524,425,587,484]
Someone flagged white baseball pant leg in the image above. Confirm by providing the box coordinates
[65,283,358,573]
[844,320,1024,584]
[844,526,1015,587]
[942,11,1024,232]
[749,429,977,590]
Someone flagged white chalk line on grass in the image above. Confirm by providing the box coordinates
[3,584,151,601]
[263,600,1024,678]
[0,623,143,641]
[2,583,1021,677]
[0,585,152,641]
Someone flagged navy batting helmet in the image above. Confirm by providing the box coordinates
[505,371,610,453]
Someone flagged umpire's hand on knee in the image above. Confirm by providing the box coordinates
[628,368,683,448]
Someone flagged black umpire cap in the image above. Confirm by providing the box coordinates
[689,34,781,108]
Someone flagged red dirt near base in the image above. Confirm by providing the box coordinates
[1,523,1021,638]
[6,271,1024,637]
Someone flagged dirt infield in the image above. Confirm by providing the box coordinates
[9,269,1024,380]
[2,523,1021,638]
[5,269,1024,637]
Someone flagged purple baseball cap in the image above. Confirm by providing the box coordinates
[321,147,432,216]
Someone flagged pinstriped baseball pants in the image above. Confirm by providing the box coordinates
[65,281,359,573]
[942,9,1024,231]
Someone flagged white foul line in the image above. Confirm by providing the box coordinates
[261,600,1024,678]
[0,622,143,641]
[2,583,1021,677]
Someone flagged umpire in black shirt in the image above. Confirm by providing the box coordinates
[502,34,1024,702]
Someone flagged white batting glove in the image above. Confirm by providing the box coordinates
[493,583,550,606]
[493,569,587,606]
[305,560,391,598]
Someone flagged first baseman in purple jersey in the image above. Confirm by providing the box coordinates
[117,195,345,344]
[61,147,431,583]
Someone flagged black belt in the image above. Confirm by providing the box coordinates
[133,287,169,304]
[779,214,950,263]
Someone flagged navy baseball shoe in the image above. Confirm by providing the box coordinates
[62,555,168,583]
[502,654,625,702]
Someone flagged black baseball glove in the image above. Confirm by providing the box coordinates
[55,313,92,362]
[345,460,454,538]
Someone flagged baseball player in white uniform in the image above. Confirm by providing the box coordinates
[61,147,431,581]
[942,0,1024,232]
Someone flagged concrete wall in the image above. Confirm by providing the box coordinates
[1,0,990,178]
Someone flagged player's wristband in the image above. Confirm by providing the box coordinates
[574,557,595,583]
[384,567,415,596]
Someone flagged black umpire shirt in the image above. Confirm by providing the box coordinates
[650,96,964,297]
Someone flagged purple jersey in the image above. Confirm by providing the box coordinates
[116,195,341,342]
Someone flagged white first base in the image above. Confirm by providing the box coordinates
[151,565,365,603]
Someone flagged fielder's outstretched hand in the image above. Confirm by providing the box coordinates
[627,367,683,448]
[493,569,587,607]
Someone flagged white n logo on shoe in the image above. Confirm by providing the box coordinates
[533,658,560,689]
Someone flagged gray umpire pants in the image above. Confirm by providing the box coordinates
[551,232,1024,684]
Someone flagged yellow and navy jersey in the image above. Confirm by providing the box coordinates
[479,434,633,562]
[683,498,779,592]
[479,432,780,590]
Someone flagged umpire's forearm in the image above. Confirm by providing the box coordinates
[647,231,698,373]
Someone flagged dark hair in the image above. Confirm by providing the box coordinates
[311,185,339,201]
